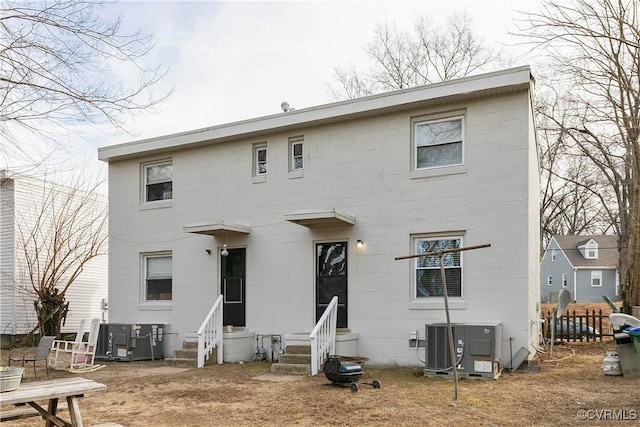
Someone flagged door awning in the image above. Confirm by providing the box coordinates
[284,209,356,228]
[183,221,251,236]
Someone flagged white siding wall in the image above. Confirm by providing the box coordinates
[10,178,41,335]
[1,175,108,338]
[527,87,542,353]
[108,90,537,366]
[0,178,17,337]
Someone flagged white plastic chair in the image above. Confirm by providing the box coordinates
[49,318,104,373]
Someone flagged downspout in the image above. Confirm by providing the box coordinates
[573,268,578,302]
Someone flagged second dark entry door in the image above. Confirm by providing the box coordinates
[316,242,348,328]
[221,248,246,326]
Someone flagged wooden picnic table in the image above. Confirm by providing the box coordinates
[0,377,106,427]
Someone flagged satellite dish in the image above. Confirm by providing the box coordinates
[557,289,570,317]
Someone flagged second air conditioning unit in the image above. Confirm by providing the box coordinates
[425,323,502,379]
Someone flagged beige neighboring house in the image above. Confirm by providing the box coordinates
[98,66,540,369]
[0,170,108,346]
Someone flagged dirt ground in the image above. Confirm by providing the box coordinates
[2,302,638,426]
[2,339,638,426]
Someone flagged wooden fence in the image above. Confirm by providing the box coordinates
[542,309,611,342]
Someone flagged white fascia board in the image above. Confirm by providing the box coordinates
[98,66,532,162]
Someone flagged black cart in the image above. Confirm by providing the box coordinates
[323,355,380,392]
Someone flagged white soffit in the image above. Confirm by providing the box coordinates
[183,221,251,236]
[284,209,356,227]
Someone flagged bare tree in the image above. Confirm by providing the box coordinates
[519,0,640,311]
[14,168,107,337]
[329,11,506,100]
[0,0,170,159]
[537,93,615,253]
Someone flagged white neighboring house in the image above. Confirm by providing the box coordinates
[98,66,540,368]
[0,170,108,345]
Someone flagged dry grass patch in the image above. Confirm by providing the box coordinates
[2,337,638,426]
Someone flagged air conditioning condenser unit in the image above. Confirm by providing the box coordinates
[424,323,502,379]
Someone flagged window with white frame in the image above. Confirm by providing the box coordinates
[585,241,598,259]
[143,161,173,202]
[547,275,553,286]
[551,249,556,261]
[254,143,267,176]
[562,273,568,288]
[289,137,304,171]
[591,270,602,287]
[414,116,464,169]
[144,253,172,301]
[414,236,462,298]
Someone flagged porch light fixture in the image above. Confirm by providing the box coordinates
[221,244,229,257]
[356,240,364,249]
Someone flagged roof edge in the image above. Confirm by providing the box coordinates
[99,66,533,163]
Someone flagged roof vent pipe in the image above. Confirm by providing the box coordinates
[281,101,290,112]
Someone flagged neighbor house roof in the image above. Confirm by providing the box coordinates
[552,235,619,268]
[98,66,534,163]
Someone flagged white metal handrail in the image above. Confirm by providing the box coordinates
[196,295,224,368]
[309,295,338,376]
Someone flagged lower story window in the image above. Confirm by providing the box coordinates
[414,236,462,298]
[144,253,172,301]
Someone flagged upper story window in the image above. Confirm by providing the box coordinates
[254,143,267,176]
[562,273,568,288]
[414,116,464,169]
[581,240,598,259]
[144,253,172,301]
[290,137,304,171]
[144,161,173,203]
[551,249,556,261]
[414,236,462,298]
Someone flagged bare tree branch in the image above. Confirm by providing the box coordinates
[519,0,640,310]
[0,0,172,160]
[11,165,107,336]
[328,11,507,100]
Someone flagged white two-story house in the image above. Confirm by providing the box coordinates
[98,66,540,369]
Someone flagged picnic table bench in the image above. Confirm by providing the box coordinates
[0,377,105,426]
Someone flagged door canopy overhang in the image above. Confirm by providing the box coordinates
[284,209,356,228]
[183,221,251,236]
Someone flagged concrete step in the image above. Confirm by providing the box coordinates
[270,363,310,375]
[164,357,197,368]
[278,353,311,364]
[167,338,218,368]
[286,345,311,354]
[174,349,198,359]
[181,340,198,350]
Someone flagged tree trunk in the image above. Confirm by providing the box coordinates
[34,289,69,337]
[625,174,640,312]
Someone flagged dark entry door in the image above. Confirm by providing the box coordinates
[221,248,246,326]
[316,242,347,328]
